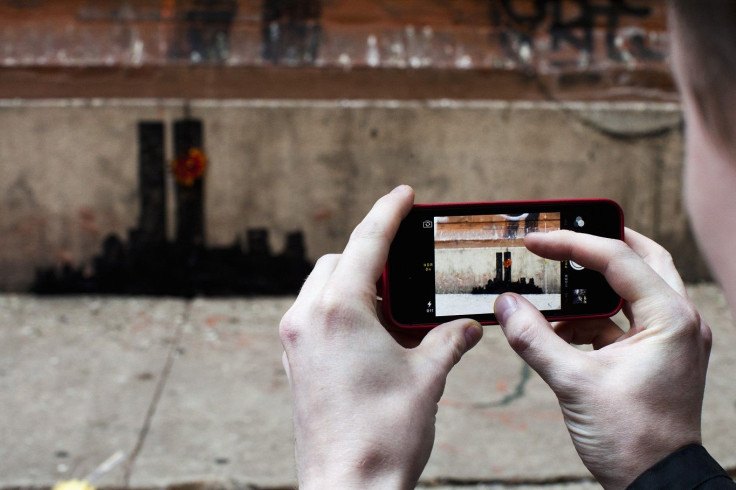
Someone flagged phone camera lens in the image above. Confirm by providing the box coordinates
[575,216,585,228]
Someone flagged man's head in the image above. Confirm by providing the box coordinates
[668,1,736,157]
[668,1,736,308]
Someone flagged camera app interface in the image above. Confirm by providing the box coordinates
[434,212,561,317]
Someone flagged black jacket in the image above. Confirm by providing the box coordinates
[628,445,735,489]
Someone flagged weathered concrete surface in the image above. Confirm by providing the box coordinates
[129,299,295,487]
[0,297,186,485]
[1,284,735,489]
[0,99,706,294]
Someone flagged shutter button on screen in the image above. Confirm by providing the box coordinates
[571,217,585,269]
[570,261,585,271]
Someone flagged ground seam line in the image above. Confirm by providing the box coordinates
[123,301,190,486]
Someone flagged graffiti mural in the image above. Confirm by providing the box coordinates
[262,0,322,65]
[491,0,665,68]
[32,120,313,297]
[1,0,668,72]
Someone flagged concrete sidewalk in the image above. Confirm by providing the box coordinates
[1,285,735,489]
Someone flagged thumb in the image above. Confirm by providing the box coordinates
[417,319,484,373]
[495,293,579,386]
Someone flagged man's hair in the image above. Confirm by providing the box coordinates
[668,0,736,154]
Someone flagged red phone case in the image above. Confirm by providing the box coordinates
[381,199,624,329]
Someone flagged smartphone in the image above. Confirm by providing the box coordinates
[381,199,624,328]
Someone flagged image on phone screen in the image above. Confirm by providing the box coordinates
[434,212,561,316]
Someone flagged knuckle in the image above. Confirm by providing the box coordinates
[350,218,389,244]
[646,247,676,270]
[505,318,540,357]
[656,248,675,266]
[700,321,713,351]
[278,310,302,349]
[608,239,631,255]
[668,298,704,338]
[449,333,467,366]
[435,328,467,369]
[611,239,637,262]
[678,300,701,330]
[280,280,365,350]
[313,287,355,325]
[600,241,634,275]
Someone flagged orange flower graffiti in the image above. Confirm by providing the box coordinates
[171,148,207,186]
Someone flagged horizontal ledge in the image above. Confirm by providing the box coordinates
[0,65,677,101]
[0,97,682,112]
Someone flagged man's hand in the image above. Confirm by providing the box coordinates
[279,185,483,489]
[494,228,712,489]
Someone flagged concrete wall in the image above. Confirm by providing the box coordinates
[0,98,706,292]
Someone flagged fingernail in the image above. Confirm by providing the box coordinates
[464,321,483,348]
[494,294,518,326]
[391,184,408,194]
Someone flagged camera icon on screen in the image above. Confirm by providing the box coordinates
[423,220,433,229]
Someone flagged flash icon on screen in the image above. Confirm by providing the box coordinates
[426,299,434,314]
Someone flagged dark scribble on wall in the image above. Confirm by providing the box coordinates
[262,0,322,64]
[490,0,663,68]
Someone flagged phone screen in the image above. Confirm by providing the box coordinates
[434,212,562,317]
[383,200,623,327]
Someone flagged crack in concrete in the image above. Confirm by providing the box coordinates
[474,362,532,409]
[123,301,190,486]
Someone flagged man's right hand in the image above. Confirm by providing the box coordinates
[494,228,712,489]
